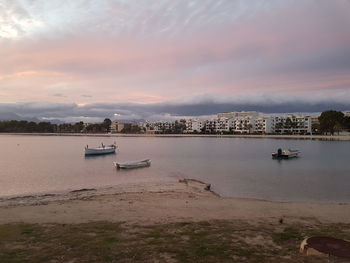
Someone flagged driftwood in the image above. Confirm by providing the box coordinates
[300,236,350,259]
[204,184,211,191]
[70,188,96,193]
[179,179,210,191]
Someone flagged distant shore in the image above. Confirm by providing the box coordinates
[1,132,350,140]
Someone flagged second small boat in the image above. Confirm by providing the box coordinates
[272,148,299,159]
[113,159,151,169]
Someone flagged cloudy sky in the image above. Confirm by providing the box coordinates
[0,0,350,122]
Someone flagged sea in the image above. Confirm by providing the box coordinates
[0,134,349,203]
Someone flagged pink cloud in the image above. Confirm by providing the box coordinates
[0,1,349,105]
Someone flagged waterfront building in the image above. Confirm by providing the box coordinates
[216,118,231,133]
[110,122,125,133]
[155,121,175,132]
[141,112,313,135]
[272,115,311,134]
[186,119,205,133]
[141,121,176,133]
[233,117,255,133]
[205,119,217,133]
[254,116,273,133]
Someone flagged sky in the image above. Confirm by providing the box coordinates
[0,0,350,122]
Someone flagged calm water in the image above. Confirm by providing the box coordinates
[0,134,349,203]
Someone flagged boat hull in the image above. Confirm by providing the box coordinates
[114,159,151,169]
[85,146,116,155]
[272,153,298,159]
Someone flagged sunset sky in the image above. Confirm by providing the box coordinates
[0,0,350,122]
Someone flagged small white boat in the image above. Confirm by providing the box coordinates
[113,159,151,169]
[272,148,299,159]
[85,143,117,156]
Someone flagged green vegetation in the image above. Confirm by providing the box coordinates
[0,120,56,133]
[0,220,349,263]
[318,110,346,135]
[121,123,142,133]
[0,118,108,133]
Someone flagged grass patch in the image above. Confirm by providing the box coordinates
[0,220,349,262]
[272,226,303,243]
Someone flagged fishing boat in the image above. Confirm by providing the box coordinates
[272,148,299,159]
[113,159,151,169]
[85,143,117,156]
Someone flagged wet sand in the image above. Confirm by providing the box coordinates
[1,180,349,225]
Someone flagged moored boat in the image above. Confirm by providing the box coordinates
[272,148,299,159]
[113,159,151,169]
[85,143,117,156]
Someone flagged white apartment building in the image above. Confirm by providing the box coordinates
[143,113,313,135]
[272,115,311,134]
[254,116,273,133]
[186,119,205,133]
[216,118,231,133]
[215,112,272,134]
[157,122,175,131]
[204,120,217,133]
[233,117,255,133]
[187,118,232,133]
[186,115,274,134]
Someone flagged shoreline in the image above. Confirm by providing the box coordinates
[1,179,348,206]
[1,132,350,140]
[1,180,349,225]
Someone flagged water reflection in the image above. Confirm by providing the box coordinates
[84,152,117,159]
[0,135,349,203]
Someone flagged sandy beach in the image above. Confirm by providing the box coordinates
[1,180,350,262]
[1,179,349,225]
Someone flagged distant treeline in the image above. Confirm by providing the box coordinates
[0,119,110,133]
[0,120,57,133]
[0,118,142,134]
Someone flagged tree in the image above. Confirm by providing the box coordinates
[318,110,344,135]
[334,122,343,135]
[38,122,54,133]
[73,121,84,133]
[284,118,293,130]
[121,123,141,133]
[247,123,253,134]
[312,122,320,134]
[275,122,284,132]
[174,120,186,134]
[343,116,350,130]
[103,118,112,132]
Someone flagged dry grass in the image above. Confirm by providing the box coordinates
[0,220,349,263]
